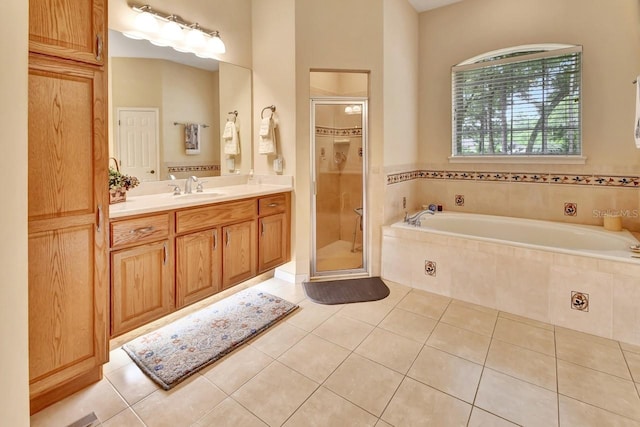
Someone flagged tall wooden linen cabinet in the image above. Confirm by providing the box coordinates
[27,0,109,414]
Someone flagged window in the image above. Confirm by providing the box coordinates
[452,45,581,158]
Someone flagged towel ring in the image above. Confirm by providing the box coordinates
[261,105,276,119]
[227,110,238,122]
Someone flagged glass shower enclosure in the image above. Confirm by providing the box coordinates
[310,98,367,277]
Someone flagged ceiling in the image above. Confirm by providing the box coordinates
[408,0,463,12]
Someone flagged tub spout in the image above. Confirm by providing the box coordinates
[404,206,436,226]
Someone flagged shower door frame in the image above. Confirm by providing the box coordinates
[310,97,369,279]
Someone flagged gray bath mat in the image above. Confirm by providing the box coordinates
[302,277,390,305]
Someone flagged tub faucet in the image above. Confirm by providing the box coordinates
[185,176,198,194]
[404,205,436,226]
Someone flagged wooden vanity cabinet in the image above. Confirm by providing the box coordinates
[27,0,108,410]
[222,220,258,289]
[109,192,290,337]
[258,193,291,273]
[111,240,173,336]
[175,198,257,293]
[29,0,106,66]
[176,229,222,308]
[109,213,174,337]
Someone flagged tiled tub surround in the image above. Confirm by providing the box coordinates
[386,168,640,232]
[381,213,640,346]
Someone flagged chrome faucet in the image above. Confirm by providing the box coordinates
[185,176,198,194]
[168,174,181,195]
[404,205,436,226]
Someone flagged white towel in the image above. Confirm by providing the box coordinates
[259,117,271,138]
[635,76,640,148]
[223,121,240,155]
[223,120,235,139]
[185,123,200,155]
[259,117,277,155]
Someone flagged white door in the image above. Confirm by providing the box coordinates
[117,108,160,182]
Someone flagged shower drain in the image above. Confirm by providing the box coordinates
[571,291,589,312]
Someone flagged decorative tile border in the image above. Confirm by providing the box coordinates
[386,169,640,189]
[167,164,220,173]
[315,126,362,137]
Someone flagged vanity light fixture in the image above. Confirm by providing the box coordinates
[124,4,226,58]
[344,105,362,115]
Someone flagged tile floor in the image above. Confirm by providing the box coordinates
[31,278,640,427]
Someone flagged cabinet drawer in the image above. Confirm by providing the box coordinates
[176,199,256,234]
[259,194,287,216]
[110,213,170,249]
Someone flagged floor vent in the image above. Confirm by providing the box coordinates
[66,412,99,427]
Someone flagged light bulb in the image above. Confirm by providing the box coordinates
[186,26,206,51]
[162,18,183,42]
[207,32,226,54]
[134,10,159,34]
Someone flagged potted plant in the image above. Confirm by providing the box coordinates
[109,160,140,204]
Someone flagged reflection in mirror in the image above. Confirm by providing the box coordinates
[108,29,252,181]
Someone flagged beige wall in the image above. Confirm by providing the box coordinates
[0,0,29,423]
[295,0,385,277]
[383,0,419,169]
[414,0,640,229]
[252,0,297,270]
[419,0,640,171]
[383,0,420,224]
[108,0,253,69]
[219,62,252,174]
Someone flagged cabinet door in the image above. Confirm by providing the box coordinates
[176,229,222,308]
[222,221,257,289]
[259,213,289,273]
[28,55,108,412]
[111,240,174,337]
[29,0,106,65]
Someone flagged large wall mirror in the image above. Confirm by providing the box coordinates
[108,29,252,181]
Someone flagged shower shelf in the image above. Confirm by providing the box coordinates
[333,138,351,144]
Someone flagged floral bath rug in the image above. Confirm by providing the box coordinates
[122,288,298,390]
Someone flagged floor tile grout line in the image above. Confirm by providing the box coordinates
[619,341,640,400]
[556,391,640,425]
[41,281,640,426]
[270,296,398,423]
[554,325,561,427]
[497,311,554,331]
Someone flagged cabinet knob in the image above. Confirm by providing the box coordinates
[149,170,155,174]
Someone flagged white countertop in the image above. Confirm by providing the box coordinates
[109,183,292,219]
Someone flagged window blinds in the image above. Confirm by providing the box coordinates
[452,46,582,156]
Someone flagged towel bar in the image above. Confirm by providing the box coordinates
[173,121,210,128]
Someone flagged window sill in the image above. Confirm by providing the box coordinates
[448,155,587,165]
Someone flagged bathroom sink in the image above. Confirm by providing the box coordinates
[176,192,224,200]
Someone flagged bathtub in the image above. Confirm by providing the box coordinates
[392,212,639,262]
[382,212,640,345]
